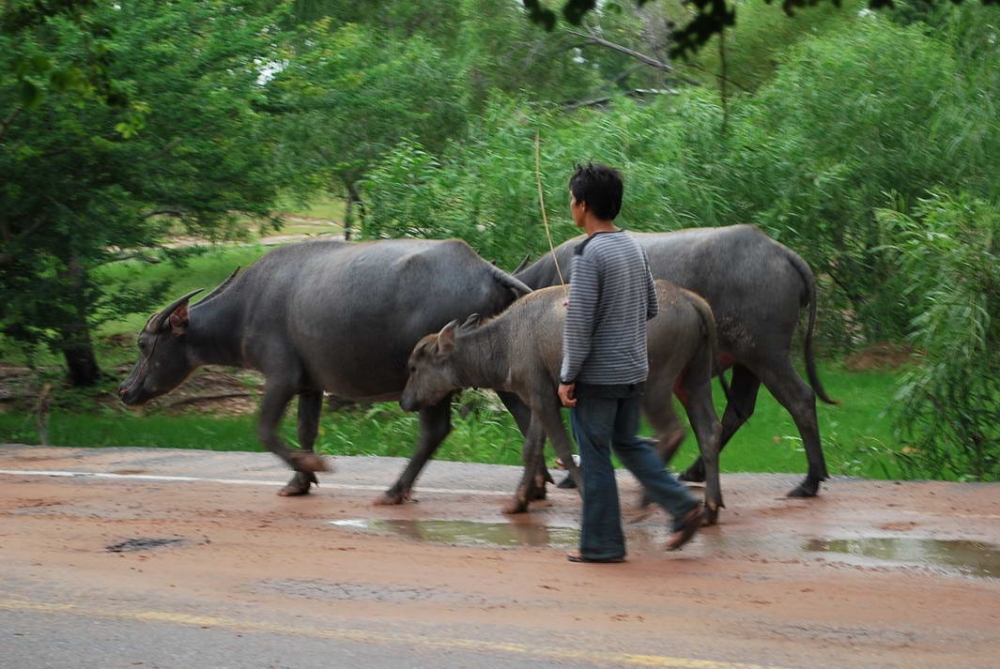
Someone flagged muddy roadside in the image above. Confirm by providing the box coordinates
[2,443,999,669]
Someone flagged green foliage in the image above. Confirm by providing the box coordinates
[879,193,1000,481]
[717,13,999,348]
[1,0,290,382]
[267,19,468,236]
[691,0,866,92]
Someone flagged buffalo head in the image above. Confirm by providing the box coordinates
[399,319,464,412]
[118,289,203,406]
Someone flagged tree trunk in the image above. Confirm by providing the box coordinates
[343,180,365,241]
[63,336,101,387]
[59,259,102,387]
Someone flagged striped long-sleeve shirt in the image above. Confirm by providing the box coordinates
[560,230,658,386]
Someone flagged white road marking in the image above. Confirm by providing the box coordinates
[0,469,512,497]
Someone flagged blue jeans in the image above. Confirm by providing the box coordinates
[570,394,699,560]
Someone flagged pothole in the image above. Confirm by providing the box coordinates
[106,537,186,553]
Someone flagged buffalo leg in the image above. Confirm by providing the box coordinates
[756,360,829,497]
[497,390,554,500]
[677,378,724,525]
[503,417,547,514]
[258,381,330,476]
[680,364,760,483]
[531,395,583,496]
[378,396,453,505]
[279,389,324,497]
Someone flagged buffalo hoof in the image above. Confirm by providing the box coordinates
[501,493,529,515]
[702,503,720,526]
[278,471,318,497]
[787,477,821,498]
[374,490,412,506]
[524,483,547,502]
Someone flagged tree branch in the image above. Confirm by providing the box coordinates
[104,252,163,265]
[147,136,185,161]
[143,209,185,219]
[564,27,703,87]
[565,27,673,70]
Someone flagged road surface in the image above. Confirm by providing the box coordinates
[1,444,999,669]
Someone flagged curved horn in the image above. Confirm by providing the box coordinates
[491,266,533,298]
[144,289,204,333]
[460,313,481,331]
[198,267,241,306]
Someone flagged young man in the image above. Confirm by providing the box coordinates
[558,162,703,563]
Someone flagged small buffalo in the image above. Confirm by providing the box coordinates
[517,224,835,498]
[401,281,725,522]
[119,239,532,500]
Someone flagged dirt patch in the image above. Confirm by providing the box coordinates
[843,342,915,371]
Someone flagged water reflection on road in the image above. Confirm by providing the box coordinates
[330,517,1000,579]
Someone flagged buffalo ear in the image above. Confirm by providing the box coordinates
[436,320,460,355]
[460,313,481,331]
[168,304,190,335]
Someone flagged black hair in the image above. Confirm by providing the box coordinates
[568,162,623,221]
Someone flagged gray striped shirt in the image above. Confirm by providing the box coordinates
[560,230,659,386]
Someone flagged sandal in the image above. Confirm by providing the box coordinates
[567,553,626,563]
[665,503,703,552]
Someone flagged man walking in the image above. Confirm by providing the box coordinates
[558,162,703,563]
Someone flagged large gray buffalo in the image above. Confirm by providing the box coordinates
[118,239,532,499]
[516,224,835,498]
[401,281,724,521]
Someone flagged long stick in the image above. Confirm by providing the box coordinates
[534,131,565,286]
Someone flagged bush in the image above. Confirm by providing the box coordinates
[880,193,1000,481]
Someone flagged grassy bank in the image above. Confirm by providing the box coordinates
[0,227,912,481]
[0,361,908,481]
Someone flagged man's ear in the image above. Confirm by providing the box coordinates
[436,320,459,356]
[168,304,190,335]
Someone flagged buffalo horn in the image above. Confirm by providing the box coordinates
[144,289,204,333]
[199,267,241,305]
[493,268,532,297]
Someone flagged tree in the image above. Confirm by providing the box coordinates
[1,0,289,385]
[266,20,467,239]
[526,0,1000,58]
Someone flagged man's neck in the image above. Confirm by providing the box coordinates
[584,218,619,237]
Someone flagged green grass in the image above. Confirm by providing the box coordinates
[0,361,910,480]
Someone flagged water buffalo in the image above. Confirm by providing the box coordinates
[118,239,532,499]
[516,224,835,498]
[401,281,724,521]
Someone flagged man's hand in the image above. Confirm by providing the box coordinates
[558,382,577,407]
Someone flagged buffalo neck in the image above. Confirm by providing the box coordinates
[451,321,513,392]
[186,294,247,368]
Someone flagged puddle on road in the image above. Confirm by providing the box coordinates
[331,519,1000,580]
[330,518,580,548]
[804,537,1000,579]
